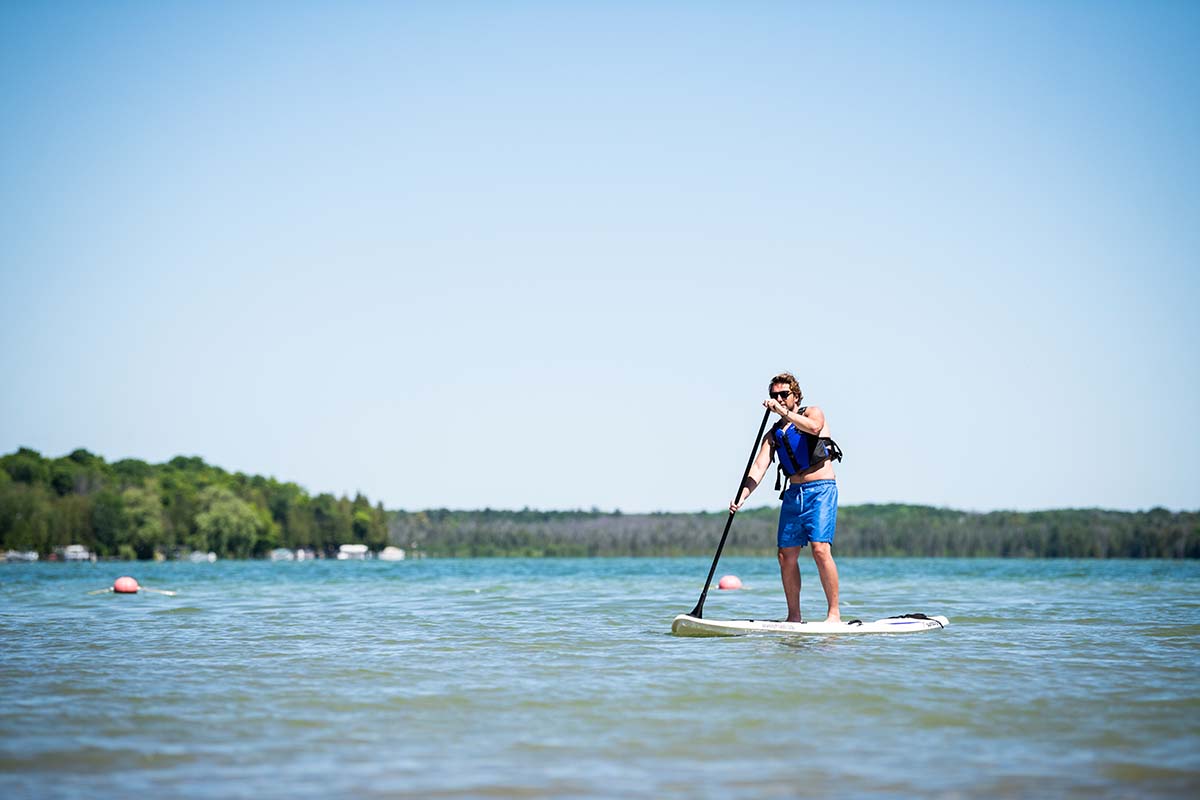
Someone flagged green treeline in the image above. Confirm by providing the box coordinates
[390,504,1199,558]
[2,448,1197,559]
[0,448,388,560]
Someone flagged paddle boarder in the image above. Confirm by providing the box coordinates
[730,373,843,623]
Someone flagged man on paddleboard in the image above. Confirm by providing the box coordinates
[730,372,843,623]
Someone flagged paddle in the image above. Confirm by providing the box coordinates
[688,407,772,619]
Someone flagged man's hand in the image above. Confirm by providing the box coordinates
[729,498,743,514]
[764,398,788,417]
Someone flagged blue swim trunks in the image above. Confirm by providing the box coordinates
[777,480,838,549]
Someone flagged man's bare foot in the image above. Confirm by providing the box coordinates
[824,614,841,624]
[786,615,802,623]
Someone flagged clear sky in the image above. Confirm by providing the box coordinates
[2,1,1197,514]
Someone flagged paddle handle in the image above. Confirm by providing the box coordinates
[689,407,772,618]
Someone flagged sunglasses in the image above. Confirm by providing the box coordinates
[770,390,792,401]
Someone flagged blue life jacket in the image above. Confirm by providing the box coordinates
[771,408,844,496]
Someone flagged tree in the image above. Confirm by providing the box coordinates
[1,448,50,486]
[53,494,96,551]
[91,490,127,557]
[194,485,263,558]
[112,459,153,486]
[0,483,53,552]
[312,493,351,552]
[121,484,166,559]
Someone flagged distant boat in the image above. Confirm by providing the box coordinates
[188,551,217,563]
[378,546,406,561]
[4,550,39,562]
[295,548,315,561]
[62,544,93,562]
[336,544,370,561]
[268,548,295,561]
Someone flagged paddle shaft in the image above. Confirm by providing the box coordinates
[689,407,773,618]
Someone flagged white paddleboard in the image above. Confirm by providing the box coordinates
[671,613,949,637]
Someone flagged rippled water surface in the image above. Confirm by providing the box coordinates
[2,558,1198,798]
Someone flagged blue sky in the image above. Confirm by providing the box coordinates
[2,1,1197,513]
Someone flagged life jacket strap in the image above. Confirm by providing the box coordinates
[775,423,803,475]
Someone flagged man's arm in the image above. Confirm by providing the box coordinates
[768,402,825,436]
[730,434,774,512]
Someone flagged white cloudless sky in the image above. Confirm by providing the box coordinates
[2,1,1197,513]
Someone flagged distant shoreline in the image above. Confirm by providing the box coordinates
[3,448,1197,560]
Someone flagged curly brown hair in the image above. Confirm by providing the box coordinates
[768,372,803,403]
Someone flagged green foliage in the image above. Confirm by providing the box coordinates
[1,447,51,486]
[91,490,127,558]
[112,459,154,485]
[388,504,1200,559]
[0,482,54,552]
[0,448,389,560]
[121,485,166,559]
[194,486,262,558]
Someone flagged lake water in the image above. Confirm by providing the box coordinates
[2,557,1198,798]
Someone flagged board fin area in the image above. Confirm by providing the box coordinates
[671,613,949,637]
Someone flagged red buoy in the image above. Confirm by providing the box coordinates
[113,576,140,594]
[718,575,743,590]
